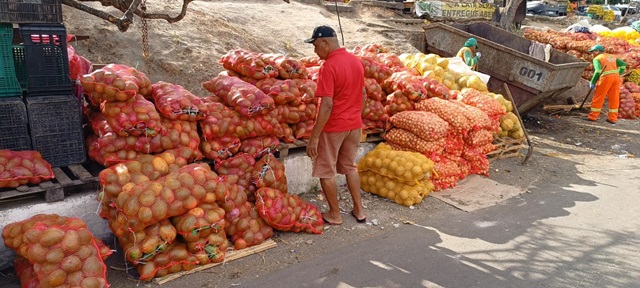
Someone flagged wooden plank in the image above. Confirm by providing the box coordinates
[68,164,96,181]
[53,167,73,186]
[153,239,277,285]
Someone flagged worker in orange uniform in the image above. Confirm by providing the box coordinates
[587,44,626,124]
[457,37,481,71]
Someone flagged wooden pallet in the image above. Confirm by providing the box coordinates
[0,163,100,203]
[486,136,527,161]
[153,239,277,285]
[361,128,385,143]
[276,129,385,158]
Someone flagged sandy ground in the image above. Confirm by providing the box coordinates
[64,0,422,96]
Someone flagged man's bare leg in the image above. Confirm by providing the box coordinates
[320,177,342,224]
[346,171,365,220]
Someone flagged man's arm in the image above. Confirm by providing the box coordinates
[306,97,333,159]
[362,87,366,111]
[617,58,627,75]
[590,58,602,85]
[463,49,477,67]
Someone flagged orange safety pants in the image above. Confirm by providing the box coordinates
[588,74,621,122]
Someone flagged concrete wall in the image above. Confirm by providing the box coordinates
[0,142,378,270]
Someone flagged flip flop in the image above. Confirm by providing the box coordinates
[351,211,366,224]
[322,215,342,225]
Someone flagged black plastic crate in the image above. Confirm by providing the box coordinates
[27,94,85,167]
[12,44,27,91]
[0,97,31,150]
[19,24,72,96]
[0,0,63,24]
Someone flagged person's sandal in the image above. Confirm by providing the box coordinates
[351,211,366,223]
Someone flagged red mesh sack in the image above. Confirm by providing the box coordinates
[277,123,297,143]
[0,150,54,188]
[384,91,415,117]
[619,87,636,119]
[383,128,446,156]
[100,94,163,137]
[154,118,201,155]
[360,56,393,84]
[255,78,302,105]
[457,88,506,118]
[215,153,256,196]
[253,153,288,193]
[189,234,229,265]
[362,119,384,130]
[67,44,91,82]
[226,202,274,250]
[22,219,109,288]
[382,71,429,101]
[81,64,152,105]
[3,215,68,260]
[199,102,281,140]
[98,152,182,219]
[136,242,199,281]
[466,129,494,147]
[291,120,315,139]
[423,77,452,99]
[202,76,275,117]
[240,136,280,158]
[14,255,40,288]
[115,163,225,231]
[353,43,389,54]
[292,78,317,102]
[171,203,226,243]
[362,98,388,122]
[262,53,309,79]
[86,135,140,167]
[151,81,208,121]
[219,175,248,214]
[388,111,450,140]
[200,136,241,161]
[275,99,319,124]
[444,133,465,158]
[298,56,323,67]
[219,49,279,80]
[415,98,472,134]
[364,78,384,101]
[291,202,324,234]
[462,148,490,176]
[454,101,495,131]
[116,219,177,264]
[255,187,300,231]
[378,53,406,72]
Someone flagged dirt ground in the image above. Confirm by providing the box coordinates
[2,2,639,287]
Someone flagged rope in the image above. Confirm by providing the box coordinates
[334,0,345,46]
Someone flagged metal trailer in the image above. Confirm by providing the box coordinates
[414,22,590,114]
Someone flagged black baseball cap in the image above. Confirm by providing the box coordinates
[305,25,337,43]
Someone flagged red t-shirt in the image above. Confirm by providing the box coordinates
[315,48,365,133]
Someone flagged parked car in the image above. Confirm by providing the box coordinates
[527,0,568,16]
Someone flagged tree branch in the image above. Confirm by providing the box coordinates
[63,0,291,32]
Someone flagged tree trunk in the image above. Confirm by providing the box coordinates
[499,0,525,31]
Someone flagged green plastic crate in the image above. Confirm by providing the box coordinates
[12,45,27,91]
[0,24,22,98]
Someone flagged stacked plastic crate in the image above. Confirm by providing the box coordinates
[1,0,85,167]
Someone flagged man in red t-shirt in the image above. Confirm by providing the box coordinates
[305,25,366,225]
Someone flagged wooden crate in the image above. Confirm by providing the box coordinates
[486,136,526,161]
[0,163,100,203]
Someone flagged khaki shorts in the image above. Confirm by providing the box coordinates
[312,128,362,179]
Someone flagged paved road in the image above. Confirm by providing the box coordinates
[243,152,640,288]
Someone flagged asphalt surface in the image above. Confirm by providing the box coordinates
[240,151,640,287]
